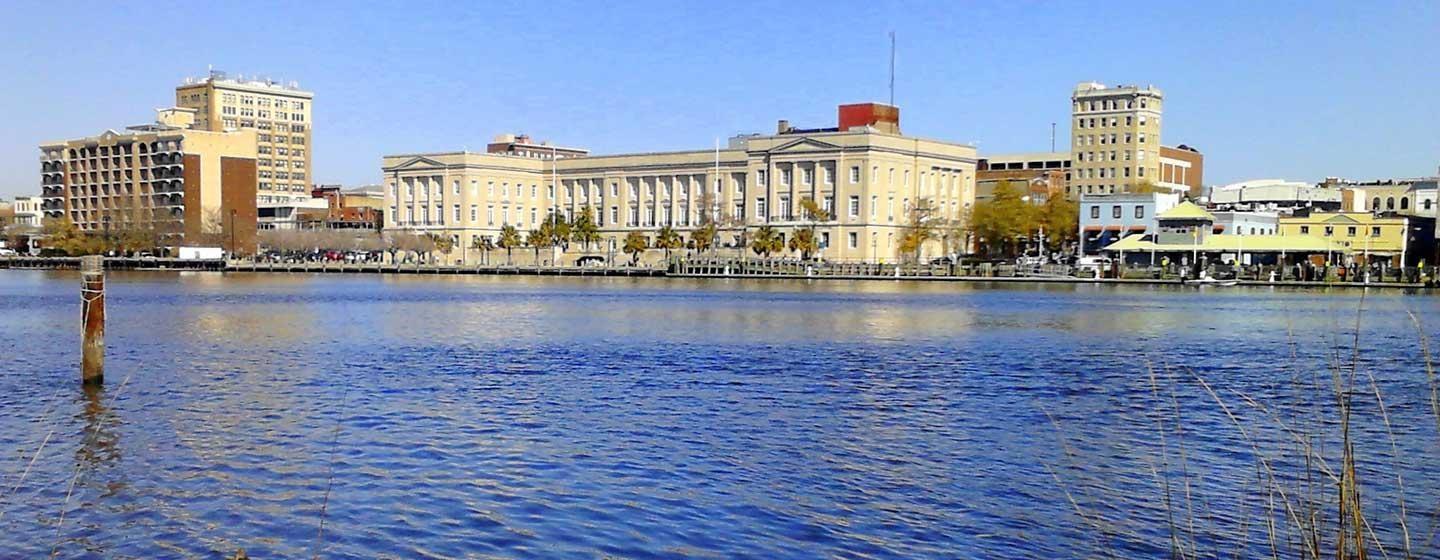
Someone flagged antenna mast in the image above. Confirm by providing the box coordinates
[888,31,896,106]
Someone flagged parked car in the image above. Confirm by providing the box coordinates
[576,255,608,267]
[1076,256,1113,274]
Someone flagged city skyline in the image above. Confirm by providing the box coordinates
[2,0,1437,200]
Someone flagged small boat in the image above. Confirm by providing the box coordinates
[1185,276,1239,287]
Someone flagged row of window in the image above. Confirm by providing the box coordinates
[1076,115,1150,129]
[235,95,305,110]
[257,134,306,145]
[1075,166,1148,180]
[1298,225,1383,238]
[1075,97,1153,112]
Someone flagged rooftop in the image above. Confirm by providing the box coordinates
[179,70,313,96]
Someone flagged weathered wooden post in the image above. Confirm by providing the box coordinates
[80,255,104,385]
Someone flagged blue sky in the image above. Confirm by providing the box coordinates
[1,0,1436,199]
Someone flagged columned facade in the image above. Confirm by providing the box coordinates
[382,129,977,263]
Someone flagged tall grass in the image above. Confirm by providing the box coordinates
[1047,299,1440,560]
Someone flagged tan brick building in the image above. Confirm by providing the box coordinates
[39,108,258,252]
[381,104,978,263]
[1070,82,1165,196]
[176,70,313,205]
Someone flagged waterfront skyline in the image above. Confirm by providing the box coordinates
[2,0,1438,200]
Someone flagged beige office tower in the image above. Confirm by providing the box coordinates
[1069,82,1164,197]
[175,70,314,204]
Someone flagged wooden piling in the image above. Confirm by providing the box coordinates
[80,255,104,385]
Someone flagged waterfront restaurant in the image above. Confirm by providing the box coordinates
[1103,201,1347,267]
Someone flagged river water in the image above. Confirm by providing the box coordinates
[1,271,1437,559]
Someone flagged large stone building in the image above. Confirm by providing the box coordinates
[381,104,978,263]
[175,70,313,204]
[38,108,259,251]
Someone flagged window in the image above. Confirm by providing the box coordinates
[1402,197,1410,210]
[756,198,767,220]
[1134,205,1145,219]
[821,232,830,248]
[781,168,792,186]
[453,181,460,195]
[848,232,858,248]
[824,166,833,185]
[1347,226,1357,237]
[1112,205,1122,219]
[1386,197,1395,210]
[1372,197,1381,210]
[757,170,767,186]
[1372,226,1382,237]
[871,166,879,183]
[1139,133,1147,144]
[1300,225,1310,234]
[823,195,834,215]
[870,196,878,218]
[1324,226,1334,236]
[453,205,461,222]
[802,167,812,185]
[610,206,618,225]
[1090,205,1100,219]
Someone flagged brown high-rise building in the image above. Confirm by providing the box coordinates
[175,70,313,205]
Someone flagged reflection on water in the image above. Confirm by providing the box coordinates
[0,270,1436,558]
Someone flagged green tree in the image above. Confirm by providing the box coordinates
[749,225,783,258]
[428,233,455,263]
[689,221,716,254]
[654,225,682,260]
[497,224,521,265]
[788,228,819,259]
[571,207,601,254]
[622,230,648,265]
[967,181,1035,258]
[544,211,572,252]
[1036,194,1078,252]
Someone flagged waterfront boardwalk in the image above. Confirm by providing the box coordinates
[1,256,1429,289]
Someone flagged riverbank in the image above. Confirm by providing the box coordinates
[2,256,1431,289]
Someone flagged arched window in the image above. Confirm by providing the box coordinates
[1373,197,1381,210]
[1386,197,1395,210]
[1401,197,1410,210]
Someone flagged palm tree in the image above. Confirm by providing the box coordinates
[572,207,601,254]
[497,225,521,265]
[750,225,783,258]
[655,225,682,261]
[470,235,495,266]
[788,228,819,260]
[623,230,648,265]
[526,227,547,265]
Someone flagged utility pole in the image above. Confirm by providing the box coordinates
[888,31,896,107]
[1050,122,1056,152]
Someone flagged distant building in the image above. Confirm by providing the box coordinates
[309,184,384,229]
[1211,211,1278,236]
[1278,211,1432,265]
[11,196,42,227]
[38,108,258,251]
[976,152,1070,203]
[382,104,978,263]
[1077,191,1181,254]
[1210,179,1343,213]
[1158,144,1204,197]
[1105,201,1348,267]
[1070,82,1165,196]
[487,134,588,160]
[1335,178,1438,216]
[176,70,314,204]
